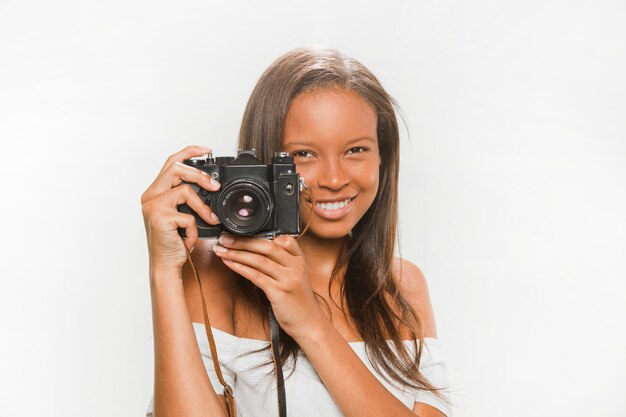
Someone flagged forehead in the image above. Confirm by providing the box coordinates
[283,88,378,147]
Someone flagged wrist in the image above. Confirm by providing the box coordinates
[292,314,338,349]
[149,263,184,288]
[150,256,183,274]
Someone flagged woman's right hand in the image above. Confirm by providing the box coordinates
[141,145,221,273]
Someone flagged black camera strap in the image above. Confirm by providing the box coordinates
[269,307,287,417]
[266,179,315,417]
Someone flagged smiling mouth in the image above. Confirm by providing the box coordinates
[314,197,353,211]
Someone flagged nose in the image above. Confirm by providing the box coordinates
[317,158,349,190]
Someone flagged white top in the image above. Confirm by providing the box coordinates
[146,322,452,417]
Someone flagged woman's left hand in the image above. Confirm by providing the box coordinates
[212,235,327,341]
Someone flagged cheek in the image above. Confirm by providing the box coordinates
[294,164,316,188]
[367,175,380,204]
[353,163,380,192]
[362,162,382,213]
[370,163,381,185]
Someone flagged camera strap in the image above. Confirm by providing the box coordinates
[269,307,287,417]
[186,248,237,416]
[182,181,316,417]
[186,247,286,417]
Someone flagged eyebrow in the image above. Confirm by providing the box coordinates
[284,136,377,147]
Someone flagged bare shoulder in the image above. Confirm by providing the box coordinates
[181,239,240,334]
[391,257,438,339]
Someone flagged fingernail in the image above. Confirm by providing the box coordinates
[213,245,227,254]
[209,177,220,187]
[219,235,235,245]
[210,212,220,223]
[198,146,212,152]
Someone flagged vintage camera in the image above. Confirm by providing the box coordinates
[177,149,301,239]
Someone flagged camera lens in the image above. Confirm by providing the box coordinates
[218,180,273,235]
[233,194,256,218]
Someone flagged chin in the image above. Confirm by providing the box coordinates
[302,222,353,240]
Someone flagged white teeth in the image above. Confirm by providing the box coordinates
[315,198,352,211]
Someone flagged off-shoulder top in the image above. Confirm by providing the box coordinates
[146,322,452,416]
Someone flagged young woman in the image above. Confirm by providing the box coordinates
[142,47,452,417]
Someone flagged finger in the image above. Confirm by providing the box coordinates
[174,184,221,225]
[273,235,303,257]
[147,184,220,225]
[144,161,220,203]
[172,212,198,250]
[213,245,284,280]
[168,162,220,190]
[147,210,198,250]
[159,145,213,175]
[216,236,292,266]
[220,258,274,291]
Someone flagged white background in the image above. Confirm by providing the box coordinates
[1,1,625,416]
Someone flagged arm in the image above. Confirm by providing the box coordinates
[413,402,447,417]
[296,260,442,417]
[150,266,228,417]
[212,237,448,417]
[141,145,229,417]
[396,259,449,416]
[295,318,426,417]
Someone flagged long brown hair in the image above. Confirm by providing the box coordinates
[237,47,449,402]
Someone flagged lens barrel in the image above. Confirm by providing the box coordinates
[217,179,273,235]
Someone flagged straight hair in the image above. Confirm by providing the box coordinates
[237,47,449,403]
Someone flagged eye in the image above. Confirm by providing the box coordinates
[347,146,368,154]
[290,150,315,159]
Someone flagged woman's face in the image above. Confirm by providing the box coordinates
[282,88,381,239]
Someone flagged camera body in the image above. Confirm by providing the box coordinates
[177,149,301,239]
